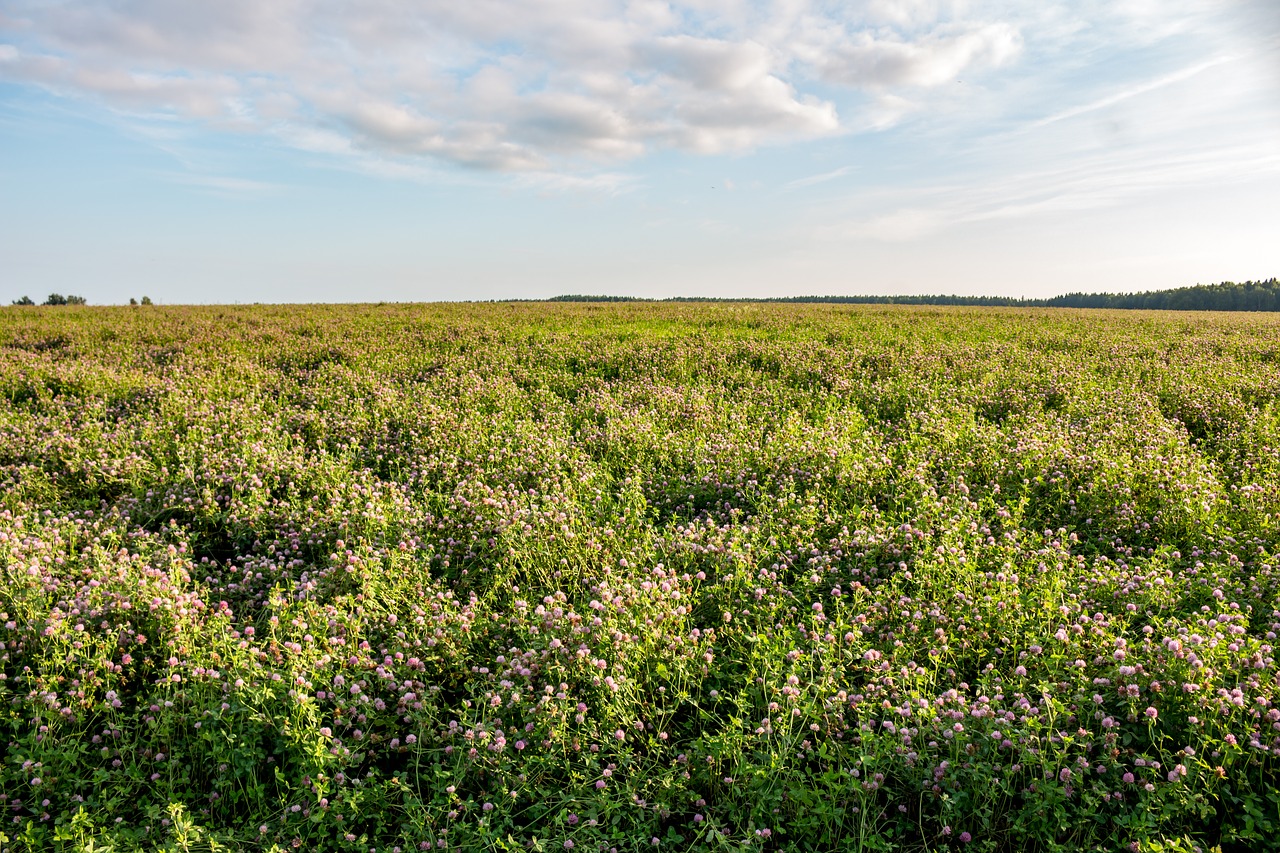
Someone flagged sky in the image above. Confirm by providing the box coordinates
[1,0,1278,304]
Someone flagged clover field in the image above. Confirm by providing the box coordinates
[2,302,1280,853]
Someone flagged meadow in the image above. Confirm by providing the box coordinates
[1,302,1279,853]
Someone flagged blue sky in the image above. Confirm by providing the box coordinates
[2,0,1278,304]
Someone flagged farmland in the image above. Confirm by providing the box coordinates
[2,302,1280,852]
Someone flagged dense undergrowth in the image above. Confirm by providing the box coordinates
[2,302,1279,852]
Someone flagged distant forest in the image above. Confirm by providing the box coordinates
[550,278,1280,311]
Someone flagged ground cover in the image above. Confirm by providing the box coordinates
[1,302,1279,852]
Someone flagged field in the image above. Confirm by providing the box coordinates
[2,303,1280,853]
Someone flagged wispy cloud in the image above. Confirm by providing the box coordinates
[512,170,641,196]
[821,138,1280,242]
[813,22,1022,89]
[784,166,856,190]
[2,0,1275,197]
[1026,55,1236,129]
[162,172,285,198]
[0,1,1034,179]
[834,208,945,241]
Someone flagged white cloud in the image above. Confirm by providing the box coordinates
[512,170,640,195]
[784,165,855,190]
[838,208,944,241]
[1027,56,1236,129]
[3,0,1270,184]
[641,36,773,91]
[164,173,284,197]
[821,138,1280,243]
[816,23,1022,88]
[0,0,1030,176]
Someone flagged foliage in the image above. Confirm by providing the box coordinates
[0,302,1279,852]
[39,295,88,307]
[557,279,1280,312]
[549,295,646,303]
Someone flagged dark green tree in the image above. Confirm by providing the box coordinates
[42,293,87,305]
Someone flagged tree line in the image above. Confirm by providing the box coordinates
[11,294,88,306]
[551,279,1280,311]
[10,279,1278,310]
[11,294,154,306]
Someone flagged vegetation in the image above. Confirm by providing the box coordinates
[2,302,1280,852]
[552,279,1280,311]
[40,295,88,307]
[11,295,89,307]
[550,295,646,303]
[1039,278,1280,310]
